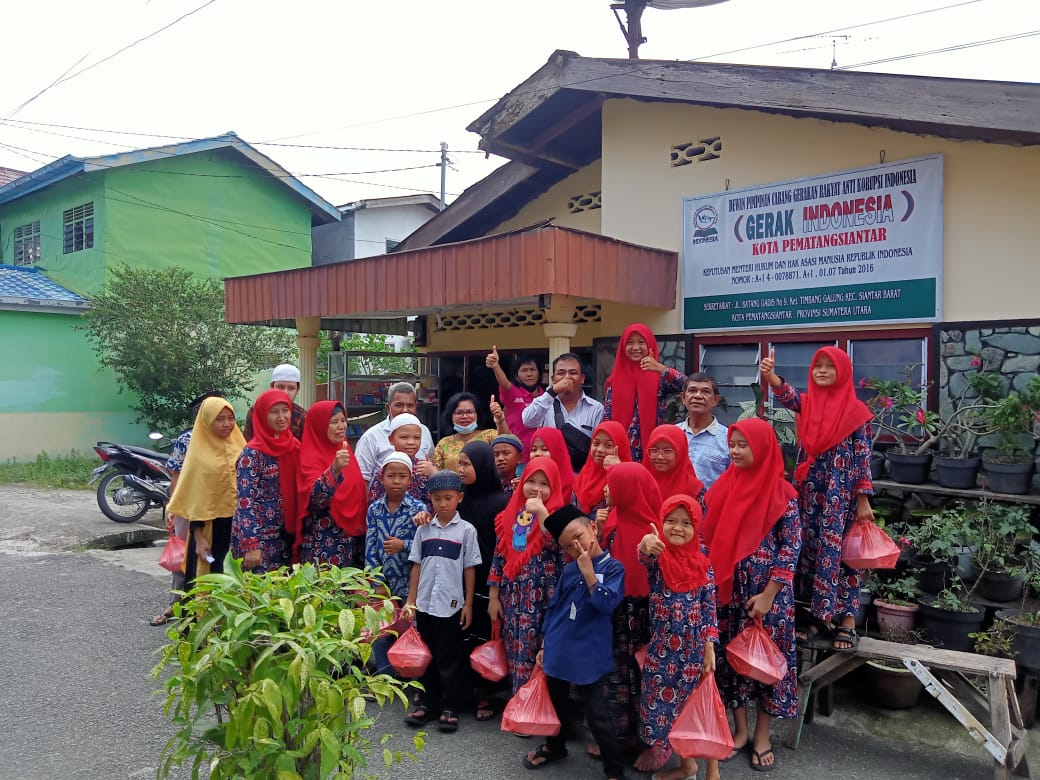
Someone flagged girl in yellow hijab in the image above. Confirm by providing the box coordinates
[167,397,246,589]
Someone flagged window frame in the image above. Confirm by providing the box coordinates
[13,220,41,266]
[62,202,95,254]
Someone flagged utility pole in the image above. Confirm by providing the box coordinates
[611,0,647,59]
[439,142,448,210]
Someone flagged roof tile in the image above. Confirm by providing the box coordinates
[0,265,86,303]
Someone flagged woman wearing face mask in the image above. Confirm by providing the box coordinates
[431,391,510,473]
[232,389,301,573]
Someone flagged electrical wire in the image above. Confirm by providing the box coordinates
[839,29,1040,69]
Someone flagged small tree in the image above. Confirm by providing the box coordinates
[80,265,294,431]
[154,558,424,779]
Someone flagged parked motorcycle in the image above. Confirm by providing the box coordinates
[89,434,171,523]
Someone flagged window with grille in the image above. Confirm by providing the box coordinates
[13,220,41,265]
[63,202,94,254]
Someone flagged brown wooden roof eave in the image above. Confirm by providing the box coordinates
[224,225,677,325]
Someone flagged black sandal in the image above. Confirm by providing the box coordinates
[832,625,859,653]
[149,609,174,626]
[437,709,459,733]
[523,744,567,770]
[405,704,431,726]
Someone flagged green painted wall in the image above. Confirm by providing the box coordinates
[0,174,106,296]
[103,148,313,282]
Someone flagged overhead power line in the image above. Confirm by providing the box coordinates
[839,29,1040,69]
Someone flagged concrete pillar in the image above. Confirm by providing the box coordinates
[295,316,321,409]
[543,322,578,365]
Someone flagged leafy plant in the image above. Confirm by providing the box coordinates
[971,620,1016,657]
[154,557,423,779]
[980,375,1040,463]
[0,450,97,489]
[737,382,797,446]
[964,497,1035,575]
[905,505,972,563]
[873,575,920,606]
[80,265,295,432]
[929,583,977,613]
[860,367,938,454]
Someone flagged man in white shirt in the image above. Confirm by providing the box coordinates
[355,382,435,482]
[675,372,730,489]
[521,353,604,438]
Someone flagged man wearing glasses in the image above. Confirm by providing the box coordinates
[522,353,604,438]
[675,372,730,488]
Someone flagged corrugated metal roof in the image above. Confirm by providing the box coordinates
[225,224,677,325]
[0,265,88,312]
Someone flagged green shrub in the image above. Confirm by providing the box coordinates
[153,557,423,779]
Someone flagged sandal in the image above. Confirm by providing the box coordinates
[523,744,568,770]
[149,609,174,626]
[832,625,859,653]
[404,704,431,727]
[475,700,495,722]
[437,709,459,733]
[750,747,775,772]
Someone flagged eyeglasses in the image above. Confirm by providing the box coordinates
[647,447,676,457]
[453,408,477,417]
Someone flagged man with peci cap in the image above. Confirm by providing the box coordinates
[355,381,435,483]
[243,364,307,440]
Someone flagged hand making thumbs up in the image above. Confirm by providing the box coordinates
[485,345,500,368]
[640,523,666,556]
[759,347,781,388]
[332,441,352,474]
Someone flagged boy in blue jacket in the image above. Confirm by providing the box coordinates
[523,504,626,780]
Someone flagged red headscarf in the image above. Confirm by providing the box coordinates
[493,457,565,580]
[297,401,368,536]
[655,494,710,593]
[573,421,632,513]
[644,424,704,501]
[247,389,302,540]
[530,427,574,501]
[794,346,873,484]
[603,462,662,598]
[702,418,797,605]
[605,323,662,444]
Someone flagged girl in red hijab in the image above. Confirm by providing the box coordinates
[643,424,705,507]
[297,400,368,568]
[573,420,631,515]
[486,457,567,694]
[232,389,301,573]
[702,418,801,772]
[603,323,688,462]
[529,426,574,502]
[600,462,663,763]
[761,345,875,652]
[636,494,717,780]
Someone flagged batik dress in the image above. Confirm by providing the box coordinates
[232,447,293,572]
[639,549,718,750]
[488,543,566,694]
[367,467,430,512]
[299,465,360,568]
[364,493,425,601]
[603,367,687,462]
[715,497,801,719]
[774,382,874,623]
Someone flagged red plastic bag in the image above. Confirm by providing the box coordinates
[500,666,560,736]
[158,533,186,572]
[726,617,788,685]
[842,519,900,569]
[386,624,432,678]
[668,673,734,760]
[470,621,508,682]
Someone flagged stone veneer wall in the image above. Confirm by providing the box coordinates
[938,324,1040,488]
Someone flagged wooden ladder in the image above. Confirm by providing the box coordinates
[787,636,1031,779]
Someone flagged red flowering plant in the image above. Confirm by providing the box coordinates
[860,368,939,455]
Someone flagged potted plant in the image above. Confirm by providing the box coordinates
[860,626,927,709]
[153,558,424,779]
[965,497,1035,602]
[738,383,798,479]
[872,575,920,640]
[916,581,987,652]
[995,542,1040,673]
[979,375,1040,494]
[861,369,939,484]
[903,506,971,594]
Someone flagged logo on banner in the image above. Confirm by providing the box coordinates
[692,205,719,244]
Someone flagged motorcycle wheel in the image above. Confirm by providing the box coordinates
[97,471,151,523]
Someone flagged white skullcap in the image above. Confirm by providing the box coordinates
[388,413,422,433]
[380,452,414,474]
[271,364,301,383]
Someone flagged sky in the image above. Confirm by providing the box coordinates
[0,0,1036,207]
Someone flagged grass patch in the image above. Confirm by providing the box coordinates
[0,451,97,490]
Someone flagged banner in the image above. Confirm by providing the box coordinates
[681,155,943,331]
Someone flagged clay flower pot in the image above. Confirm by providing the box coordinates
[874,599,918,640]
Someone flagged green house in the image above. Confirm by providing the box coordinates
[0,133,340,461]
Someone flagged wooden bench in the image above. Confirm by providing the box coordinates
[787,637,1031,779]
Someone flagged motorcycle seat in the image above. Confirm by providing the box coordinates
[121,444,168,460]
